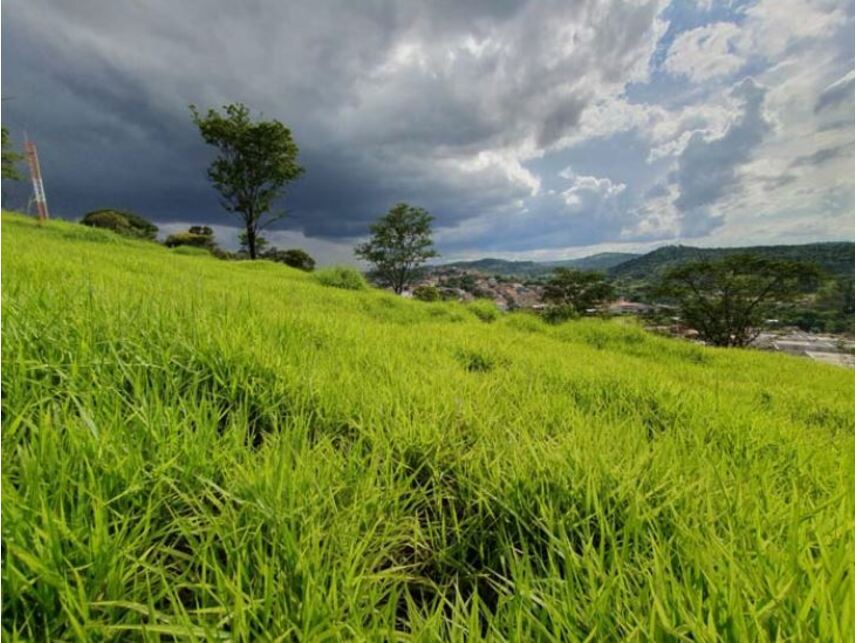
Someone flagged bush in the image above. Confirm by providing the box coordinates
[81,209,158,239]
[80,211,131,234]
[164,231,215,250]
[541,304,578,325]
[314,266,368,290]
[413,285,441,302]
[467,299,500,323]
[210,247,239,261]
[264,248,316,272]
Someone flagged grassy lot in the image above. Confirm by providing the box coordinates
[2,211,853,641]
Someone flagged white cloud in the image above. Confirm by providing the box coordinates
[558,169,626,208]
[738,0,847,59]
[665,22,745,82]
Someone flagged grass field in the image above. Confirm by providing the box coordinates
[2,211,854,641]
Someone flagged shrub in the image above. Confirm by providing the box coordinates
[314,266,368,290]
[413,285,441,302]
[164,231,215,250]
[80,211,131,234]
[456,348,496,372]
[541,304,578,325]
[264,248,316,272]
[81,209,158,239]
[467,299,500,323]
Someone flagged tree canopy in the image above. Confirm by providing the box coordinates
[190,103,303,259]
[657,254,822,347]
[2,127,23,181]
[541,268,614,314]
[355,203,438,294]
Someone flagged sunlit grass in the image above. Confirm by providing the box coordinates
[2,211,853,640]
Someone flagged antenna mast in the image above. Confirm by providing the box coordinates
[24,139,49,221]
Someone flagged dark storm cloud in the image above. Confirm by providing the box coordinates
[1,0,665,241]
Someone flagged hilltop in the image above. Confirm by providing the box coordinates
[2,212,853,640]
[434,252,638,277]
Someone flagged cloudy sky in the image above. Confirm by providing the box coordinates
[2,0,854,264]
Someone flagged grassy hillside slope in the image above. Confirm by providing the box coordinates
[2,212,854,640]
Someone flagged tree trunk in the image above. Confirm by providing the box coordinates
[246,223,257,260]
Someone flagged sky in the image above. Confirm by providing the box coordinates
[2,0,854,265]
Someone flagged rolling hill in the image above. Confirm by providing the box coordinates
[608,242,855,281]
[2,212,853,640]
[436,252,639,277]
[435,242,854,284]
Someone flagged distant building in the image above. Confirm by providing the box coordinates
[607,299,653,315]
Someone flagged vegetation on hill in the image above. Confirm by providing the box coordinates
[438,252,639,278]
[1,126,23,181]
[164,225,217,250]
[609,242,855,281]
[262,247,316,272]
[81,209,159,240]
[2,211,854,640]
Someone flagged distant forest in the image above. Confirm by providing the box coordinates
[434,242,855,334]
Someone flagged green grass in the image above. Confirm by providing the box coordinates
[314,265,368,290]
[2,211,854,641]
[171,245,213,257]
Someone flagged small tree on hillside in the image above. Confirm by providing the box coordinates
[355,203,439,294]
[542,268,614,314]
[656,254,821,347]
[190,103,304,259]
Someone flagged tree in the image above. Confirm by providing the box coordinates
[190,103,304,259]
[2,126,23,181]
[541,268,614,314]
[355,203,439,294]
[656,254,821,347]
[239,231,269,256]
[263,248,316,272]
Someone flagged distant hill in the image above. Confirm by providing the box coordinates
[547,252,641,272]
[608,242,855,281]
[436,252,639,277]
[433,242,854,286]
